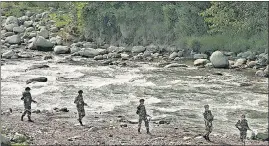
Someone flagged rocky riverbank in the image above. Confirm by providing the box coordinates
[1,10,268,145]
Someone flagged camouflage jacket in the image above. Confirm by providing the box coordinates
[235,119,250,131]
[203,110,214,122]
[137,104,147,117]
[74,95,86,107]
[21,91,33,106]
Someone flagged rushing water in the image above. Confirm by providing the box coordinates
[1,57,268,137]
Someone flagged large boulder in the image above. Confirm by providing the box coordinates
[31,36,54,51]
[132,46,145,53]
[5,24,18,32]
[194,59,210,66]
[210,51,229,68]
[54,46,70,54]
[5,35,21,44]
[80,48,100,58]
[4,16,18,31]
[38,28,49,39]
[193,54,208,59]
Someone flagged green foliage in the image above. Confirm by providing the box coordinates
[49,13,72,28]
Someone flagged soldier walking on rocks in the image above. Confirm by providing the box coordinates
[203,104,214,141]
[136,99,150,134]
[21,87,37,122]
[235,114,251,144]
[74,90,88,126]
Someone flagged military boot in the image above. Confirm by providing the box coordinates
[146,128,151,134]
[28,116,34,122]
[21,115,24,121]
[78,119,83,126]
[138,128,141,134]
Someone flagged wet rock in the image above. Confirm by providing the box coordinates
[194,54,208,59]
[164,63,188,68]
[59,107,69,112]
[54,46,70,54]
[26,77,48,84]
[194,59,209,66]
[132,46,145,53]
[5,35,21,44]
[210,51,229,68]
[27,64,49,71]
[2,50,15,59]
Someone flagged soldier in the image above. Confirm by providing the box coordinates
[136,99,150,134]
[74,90,88,126]
[21,87,37,122]
[203,104,214,141]
[235,114,251,142]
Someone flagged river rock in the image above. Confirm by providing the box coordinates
[80,48,100,58]
[31,36,54,51]
[43,55,53,60]
[121,53,129,60]
[50,27,58,33]
[146,44,159,53]
[38,28,49,39]
[132,46,145,53]
[13,26,25,33]
[4,16,18,31]
[246,61,257,68]
[70,46,82,54]
[3,32,14,37]
[210,51,229,68]
[5,35,21,44]
[194,59,209,66]
[27,64,49,71]
[24,20,33,27]
[26,77,48,84]
[255,70,265,77]
[193,54,208,59]
[2,50,15,59]
[107,52,121,59]
[54,46,70,54]
[94,55,103,60]
[169,52,178,60]
[164,63,188,68]
[83,42,97,49]
[234,58,247,67]
[96,49,107,55]
[237,51,256,60]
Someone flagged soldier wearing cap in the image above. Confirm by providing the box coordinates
[74,90,88,126]
[203,104,214,141]
[21,87,37,122]
[235,114,251,142]
[136,99,150,134]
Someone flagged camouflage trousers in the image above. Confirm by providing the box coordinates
[240,130,247,141]
[205,121,213,136]
[77,106,85,120]
[22,105,31,117]
[138,116,149,129]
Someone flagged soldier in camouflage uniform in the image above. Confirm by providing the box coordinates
[74,90,88,126]
[136,99,150,134]
[21,87,37,122]
[235,114,251,142]
[203,104,214,141]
